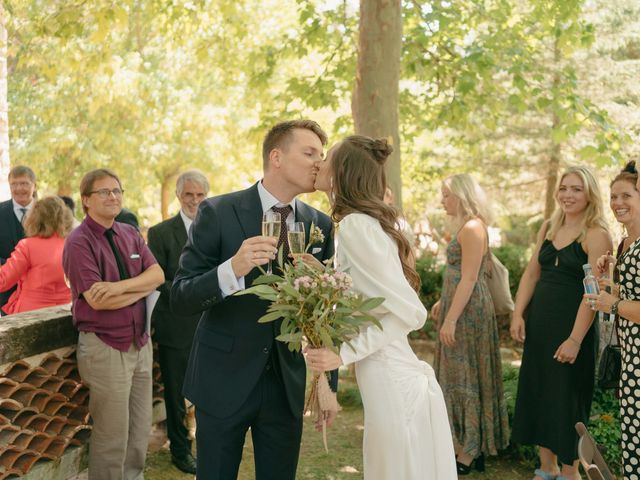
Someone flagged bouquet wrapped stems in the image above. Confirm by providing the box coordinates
[303,330,340,453]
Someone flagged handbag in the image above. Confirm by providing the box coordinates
[486,251,515,315]
[597,317,621,389]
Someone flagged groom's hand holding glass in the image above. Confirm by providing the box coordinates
[230,236,278,277]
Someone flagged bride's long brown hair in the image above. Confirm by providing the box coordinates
[330,135,421,293]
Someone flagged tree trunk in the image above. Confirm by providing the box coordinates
[160,174,175,220]
[544,41,563,220]
[0,4,9,199]
[352,0,403,206]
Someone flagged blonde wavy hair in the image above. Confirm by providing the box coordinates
[23,196,74,238]
[443,174,493,229]
[546,166,609,242]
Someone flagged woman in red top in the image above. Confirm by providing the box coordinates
[0,196,73,314]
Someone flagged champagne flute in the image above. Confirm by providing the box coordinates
[288,222,306,256]
[262,211,281,274]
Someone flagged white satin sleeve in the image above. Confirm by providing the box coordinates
[338,214,427,366]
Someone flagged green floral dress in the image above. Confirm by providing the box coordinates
[434,237,510,457]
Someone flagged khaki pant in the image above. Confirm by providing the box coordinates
[77,332,152,480]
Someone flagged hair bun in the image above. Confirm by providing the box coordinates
[622,160,637,175]
[370,138,393,164]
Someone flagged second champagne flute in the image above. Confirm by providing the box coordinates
[262,211,281,274]
[288,222,305,256]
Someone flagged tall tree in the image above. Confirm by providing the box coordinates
[352,0,403,205]
[0,3,8,198]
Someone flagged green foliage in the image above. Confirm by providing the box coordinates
[502,364,622,474]
[589,388,622,472]
[416,254,444,310]
[238,258,384,353]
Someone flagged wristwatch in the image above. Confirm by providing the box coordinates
[610,299,621,316]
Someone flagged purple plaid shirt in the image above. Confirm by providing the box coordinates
[63,215,157,351]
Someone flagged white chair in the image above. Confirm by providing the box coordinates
[575,422,616,480]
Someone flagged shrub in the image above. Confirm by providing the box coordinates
[415,255,444,339]
[502,364,622,474]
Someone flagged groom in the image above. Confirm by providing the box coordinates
[171,120,335,479]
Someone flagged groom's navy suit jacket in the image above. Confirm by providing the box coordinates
[171,184,334,419]
[0,200,25,312]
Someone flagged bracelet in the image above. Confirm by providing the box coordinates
[611,299,622,316]
[568,336,582,347]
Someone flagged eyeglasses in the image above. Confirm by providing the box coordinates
[89,188,124,198]
[9,181,33,188]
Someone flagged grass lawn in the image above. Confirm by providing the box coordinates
[144,370,535,479]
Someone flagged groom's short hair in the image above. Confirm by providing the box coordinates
[262,120,328,168]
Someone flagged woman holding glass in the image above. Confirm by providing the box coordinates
[0,196,73,314]
[510,166,611,480]
[586,161,640,480]
[431,173,510,474]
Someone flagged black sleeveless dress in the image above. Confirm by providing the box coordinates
[511,239,598,465]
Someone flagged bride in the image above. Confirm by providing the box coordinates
[304,135,457,479]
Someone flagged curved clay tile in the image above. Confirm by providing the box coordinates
[22,414,50,432]
[9,431,33,449]
[9,384,36,406]
[25,431,53,453]
[38,353,63,375]
[68,405,90,424]
[0,447,23,472]
[41,393,68,416]
[52,402,75,418]
[43,436,70,457]
[56,379,80,400]
[0,379,18,399]
[38,376,64,393]
[53,359,77,378]
[23,367,49,388]
[27,390,50,412]
[11,407,39,428]
[68,385,89,406]
[43,417,66,436]
[10,449,40,474]
[0,466,23,479]
[0,425,20,447]
[0,400,24,421]
[1,361,31,383]
[65,367,81,383]
[63,424,91,443]
[58,419,81,438]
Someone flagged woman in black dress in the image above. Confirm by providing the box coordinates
[588,162,640,480]
[510,166,612,480]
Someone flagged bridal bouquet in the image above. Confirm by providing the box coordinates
[238,224,383,451]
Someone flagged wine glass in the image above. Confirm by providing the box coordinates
[262,210,281,274]
[288,222,306,256]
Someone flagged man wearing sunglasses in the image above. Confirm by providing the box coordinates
[63,168,164,480]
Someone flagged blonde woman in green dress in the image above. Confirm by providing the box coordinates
[431,174,510,475]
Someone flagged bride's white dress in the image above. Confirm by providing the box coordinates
[337,213,457,480]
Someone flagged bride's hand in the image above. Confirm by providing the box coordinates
[304,347,343,372]
[292,253,324,269]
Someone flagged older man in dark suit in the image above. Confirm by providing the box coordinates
[147,170,209,475]
[171,120,336,479]
[0,165,36,315]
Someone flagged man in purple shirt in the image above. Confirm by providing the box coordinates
[63,168,164,480]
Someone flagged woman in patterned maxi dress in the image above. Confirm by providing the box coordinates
[588,161,640,480]
[431,174,510,474]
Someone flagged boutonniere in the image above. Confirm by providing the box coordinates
[305,223,325,253]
